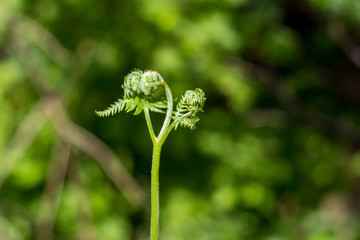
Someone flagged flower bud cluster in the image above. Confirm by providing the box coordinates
[122,69,162,98]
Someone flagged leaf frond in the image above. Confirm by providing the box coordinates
[95,98,142,117]
[95,99,126,117]
[145,100,167,113]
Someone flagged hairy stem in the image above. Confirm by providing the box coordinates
[158,81,173,143]
[144,107,156,143]
[148,77,174,240]
[150,141,162,240]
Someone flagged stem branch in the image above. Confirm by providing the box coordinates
[158,81,173,143]
[144,107,157,143]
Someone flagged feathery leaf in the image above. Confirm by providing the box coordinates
[95,98,142,117]
[145,100,167,113]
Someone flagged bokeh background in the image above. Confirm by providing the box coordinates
[1,0,360,239]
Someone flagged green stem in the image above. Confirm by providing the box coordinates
[144,107,156,143]
[158,80,173,143]
[150,140,162,240]
[147,76,174,240]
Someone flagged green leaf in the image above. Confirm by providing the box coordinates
[146,100,167,113]
[125,98,138,113]
[95,99,126,117]
[95,98,143,117]
[134,98,145,115]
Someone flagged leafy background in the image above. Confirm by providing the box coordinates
[1,0,360,239]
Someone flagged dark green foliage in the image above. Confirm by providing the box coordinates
[1,0,360,239]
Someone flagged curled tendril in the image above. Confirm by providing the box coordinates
[174,88,206,130]
[122,69,161,98]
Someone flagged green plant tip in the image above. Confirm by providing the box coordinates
[96,69,205,240]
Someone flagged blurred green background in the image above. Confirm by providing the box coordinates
[1,0,360,239]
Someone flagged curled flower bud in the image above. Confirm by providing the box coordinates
[141,70,161,96]
[122,69,162,98]
[122,69,143,98]
[177,88,206,116]
[173,88,206,130]
[184,88,205,105]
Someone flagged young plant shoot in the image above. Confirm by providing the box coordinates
[96,69,206,240]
